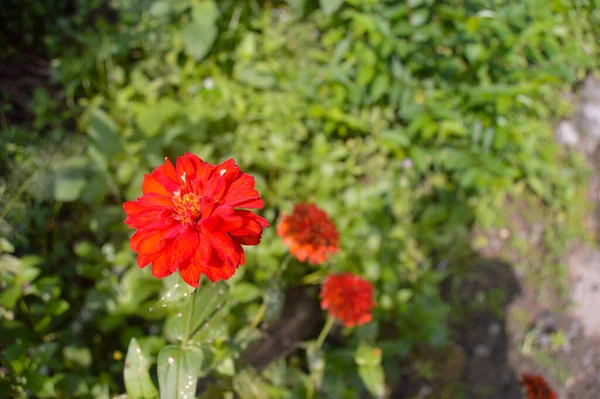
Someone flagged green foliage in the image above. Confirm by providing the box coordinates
[1,0,598,397]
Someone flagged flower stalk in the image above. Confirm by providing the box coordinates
[315,315,335,349]
[181,287,199,348]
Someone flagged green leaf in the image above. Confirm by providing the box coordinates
[354,344,385,397]
[190,305,230,344]
[86,108,121,159]
[409,9,430,26]
[0,238,15,254]
[152,280,196,312]
[354,344,382,367]
[232,368,269,399]
[188,282,229,337]
[357,364,386,398]
[53,157,90,202]
[124,338,158,399]
[63,346,92,368]
[369,74,390,104]
[181,1,219,61]
[163,281,229,344]
[157,345,203,399]
[231,282,261,303]
[319,0,344,15]
[286,0,305,16]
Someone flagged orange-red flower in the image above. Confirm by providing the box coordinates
[123,153,269,287]
[276,203,339,264]
[520,373,557,399]
[320,273,375,327]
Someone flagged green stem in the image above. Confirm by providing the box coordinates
[279,252,293,276]
[315,316,335,349]
[0,171,37,221]
[181,287,199,348]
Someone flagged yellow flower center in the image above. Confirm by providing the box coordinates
[172,192,201,224]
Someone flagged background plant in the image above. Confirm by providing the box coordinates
[1,0,599,397]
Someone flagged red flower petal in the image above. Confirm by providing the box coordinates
[320,273,375,328]
[123,154,268,287]
[520,374,557,399]
[142,174,172,197]
[222,174,263,208]
[277,203,339,265]
[150,228,199,278]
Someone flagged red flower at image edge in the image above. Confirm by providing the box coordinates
[320,273,375,327]
[521,373,557,399]
[123,153,269,287]
[277,203,339,264]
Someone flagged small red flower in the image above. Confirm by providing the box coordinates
[123,153,269,287]
[276,203,339,264]
[320,273,375,327]
[520,373,557,399]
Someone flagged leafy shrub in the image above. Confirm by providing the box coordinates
[1,0,598,397]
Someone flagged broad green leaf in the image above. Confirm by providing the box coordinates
[86,108,121,159]
[235,66,276,89]
[163,282,229,344]
[357,364,385,398]
[190,305,230,344]
[124,338,158,399]
[369,74,390,104]
[319,0,344,15]
[188,281,229,337]
[157,345,203,399]
[53,157,90,202]
[63,346,92,368]
[409,9,430,26]
[354,345,385,397]
[0,255,40,310]
[0,238,15,254]
[286,0,305,16]
[232,368,269,399]
[354,344,382,367]
[181,1,219,61]
[231,282,261,303]
[151,279,195,312]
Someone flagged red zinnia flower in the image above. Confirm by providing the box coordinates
[520,373,557,399]
[276,203,339,264]
[123,153,269,287]
[320,273,375,327]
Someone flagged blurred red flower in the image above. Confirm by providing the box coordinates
[521,373,557,399]
[276,203,339,264]
[123,153,269,287]
[320,273,375,327]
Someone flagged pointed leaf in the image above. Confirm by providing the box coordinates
[157,345,203,399]
[87,108,121,159]
[232,368,269,399]
[188,281,229,337]
[163,282,230,345]
[181,1,219,61]
[319,0,344,15]
[357,364,385,398]
[150,280,195,313]
[124,338,159,399]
